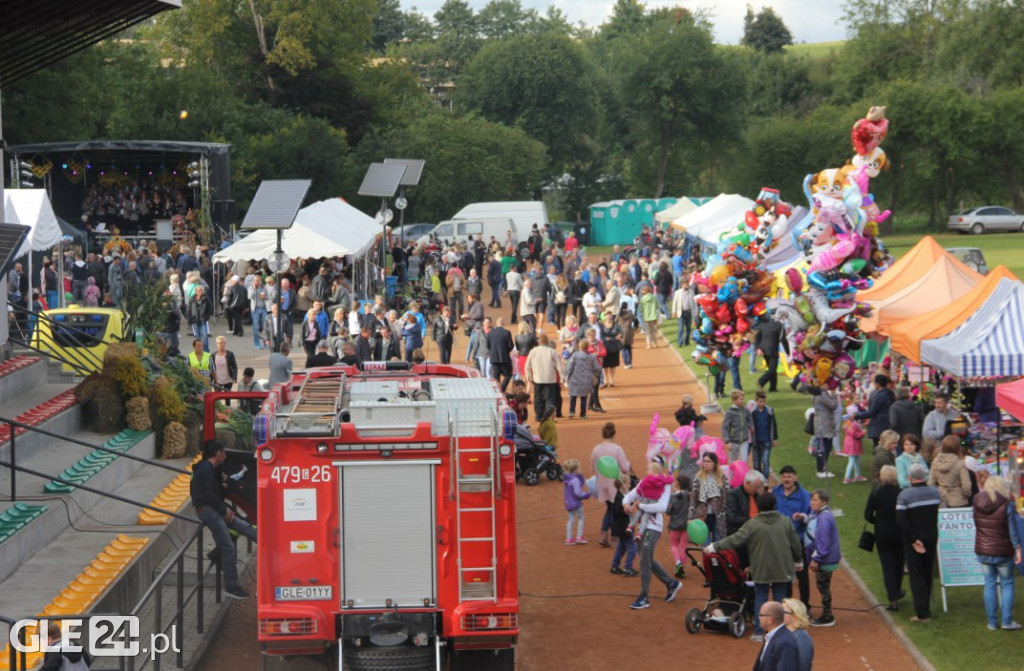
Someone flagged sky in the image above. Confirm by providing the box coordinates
[401,1,849,44]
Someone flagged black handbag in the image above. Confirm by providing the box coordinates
[858,524,876,553]
[804,411,815,436]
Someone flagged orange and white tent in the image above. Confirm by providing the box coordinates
[858,249,983,335]
[889,266,1018,362]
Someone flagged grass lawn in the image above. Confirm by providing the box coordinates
[885,231,1024,278]
[658,319,1023,671]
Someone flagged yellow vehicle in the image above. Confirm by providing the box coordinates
[32,307,124,374]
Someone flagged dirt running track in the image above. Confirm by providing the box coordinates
[199,308,921,671]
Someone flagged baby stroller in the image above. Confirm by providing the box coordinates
[683,546,754,638]
[514,424,562,486]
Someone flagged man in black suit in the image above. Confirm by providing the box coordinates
[753,601,797,671]
[485,317,515,393]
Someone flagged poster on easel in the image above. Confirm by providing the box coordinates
[937,507,985,612]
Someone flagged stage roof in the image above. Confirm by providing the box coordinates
[0,1,181,88]
[7,140,229,161]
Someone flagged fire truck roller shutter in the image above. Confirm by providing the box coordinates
[337,461,439,608]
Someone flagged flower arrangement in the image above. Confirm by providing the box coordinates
[102,228,133,256]
[28,159,53,179]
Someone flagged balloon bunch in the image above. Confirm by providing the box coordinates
[776,106,895,389]
[647,414,697,473]
[690,188,789,376]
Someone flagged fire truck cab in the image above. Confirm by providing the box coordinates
[246,361,518,670]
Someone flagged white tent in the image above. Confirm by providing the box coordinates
[4,189,63,260]
[214,197,380,262]
[655,197,699,225]
[671,193,754,244]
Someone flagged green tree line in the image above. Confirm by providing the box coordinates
[5,0,1024,227]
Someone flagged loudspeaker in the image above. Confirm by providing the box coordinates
[212,200,237,226]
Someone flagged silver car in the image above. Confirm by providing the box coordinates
[947,206,1024,234]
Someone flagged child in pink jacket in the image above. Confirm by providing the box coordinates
[842,405,866,483]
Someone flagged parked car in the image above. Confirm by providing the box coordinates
[392,222,435,244]
[944,247,989,274]
[947,206,1024,234]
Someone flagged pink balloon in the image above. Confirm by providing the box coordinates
[728,460,750,488]
[692,436,727,465]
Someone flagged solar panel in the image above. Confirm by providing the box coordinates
[357,163,406,198]
[240,179,311,230]
[0,224,31,280]
[383,158,426,187]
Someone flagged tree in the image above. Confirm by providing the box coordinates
[371,0,408,53]
[611,14,746,197]
[477,0,540,39]
[600,0,651,40]
[244,115,355,203]
[741,5,793,53]
[457,31,599,174]
[357,113,546,222]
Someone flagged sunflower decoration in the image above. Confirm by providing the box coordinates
[29,158,53,179]
[65,156,88,184]
[102,228,132,256]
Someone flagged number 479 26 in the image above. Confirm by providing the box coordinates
[269,465,332,484]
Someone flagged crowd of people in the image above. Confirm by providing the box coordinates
[80,181,194,235]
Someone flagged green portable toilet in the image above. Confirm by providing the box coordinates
[638,199,658,227]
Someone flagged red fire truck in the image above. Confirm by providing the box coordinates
[207,361,519,670]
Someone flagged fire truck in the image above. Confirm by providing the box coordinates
[207,361,519,670]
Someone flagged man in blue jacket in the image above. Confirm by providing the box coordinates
[774,465,812,608]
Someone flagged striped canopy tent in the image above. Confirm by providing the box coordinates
[920,278,1024,377]
[859,249,982,335]
[889,266,1019,362]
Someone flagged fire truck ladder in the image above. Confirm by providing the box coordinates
[274,371,347,437]
[449,408,500,603]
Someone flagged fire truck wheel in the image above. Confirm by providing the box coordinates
[522,468,540,486]
[343,645,435,671]
[545,464,561,481]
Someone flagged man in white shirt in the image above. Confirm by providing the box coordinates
[582,285,601,317]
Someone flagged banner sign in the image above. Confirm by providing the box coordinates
[936,506,984,611]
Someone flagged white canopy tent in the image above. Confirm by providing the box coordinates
[671,193,754,244]
[5,189,63,261]
[214,197,379,262]
[655,197,699,225]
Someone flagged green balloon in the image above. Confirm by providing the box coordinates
[688,519,709,545]
[596,455,620,479]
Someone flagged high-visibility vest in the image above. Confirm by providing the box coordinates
[188,351,211,377]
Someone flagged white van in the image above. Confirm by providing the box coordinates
[452,201,548,233]
[418,217,515,247]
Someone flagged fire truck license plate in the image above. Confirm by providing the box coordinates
[275,586,333,601]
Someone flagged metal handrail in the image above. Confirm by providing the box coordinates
[0,416,189,476]
[126,524,208,671]
[0,457,198,524]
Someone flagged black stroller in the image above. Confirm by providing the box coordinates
[513,424,562,486]
[683,546,755,638]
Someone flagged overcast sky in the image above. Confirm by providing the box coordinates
[401,1,849,44]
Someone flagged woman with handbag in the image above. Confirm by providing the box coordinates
[565,340,600,419]
[601,312,623,387]
[864,465,905,611]
[973,475,1023,630]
